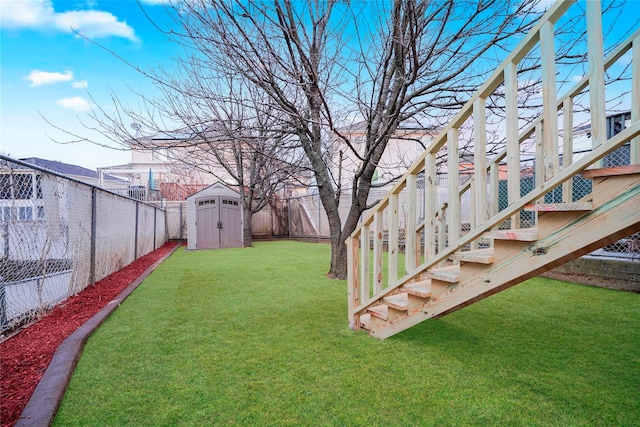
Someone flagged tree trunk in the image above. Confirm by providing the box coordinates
[242,205,253,248]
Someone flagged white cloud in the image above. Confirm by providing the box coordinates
[56,96,91,112]
[0,0,137,41]
[72,80,88,89]
[26,69,73,86]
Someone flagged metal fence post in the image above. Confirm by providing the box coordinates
[135,201,139,260]
[153,206,157,250]
[90,187,97,285]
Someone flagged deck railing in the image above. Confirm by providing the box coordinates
[347,0,640,330]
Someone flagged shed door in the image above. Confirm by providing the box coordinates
[220,198,241,248]
[196,198,220,249]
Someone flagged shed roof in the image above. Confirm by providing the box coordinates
[186,182,240,201]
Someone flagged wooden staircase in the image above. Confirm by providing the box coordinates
[347,0,640,339]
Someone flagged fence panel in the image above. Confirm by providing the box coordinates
[0,156,167,333]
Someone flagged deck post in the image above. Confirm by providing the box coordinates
[541,21,559,180]
[632,34,639,165]
[505,61,521,227]
[347,236,360,330]
[562,98,574,202]
[586,0,605,168]
[447,128,460,245]
[424,154,437,261]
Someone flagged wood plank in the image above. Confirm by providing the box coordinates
[424,154,437,259]
[474,97,488,228]
[447,128,461,245]
[374,211,384,293]
[581,164,640,178]
[451,248,495,264]
[427,265,460,283]
[505,61,521,227]
[360,313,371,330]
[346,237,360,331]
[541,20,560,180]
[586,0,605,167]
[484,228,538,241]
[389,194,399,282]
[633,33,640,164]
[383,293,409,311]
[524,202,593,212]
[562,97,574,202]
[360,224,369,303]
[406,174,417,272]
[367,304,389,321]
[402,280,433,298]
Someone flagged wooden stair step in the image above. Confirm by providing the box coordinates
[427,265,460,283]
[367,304,389,320]
[451,248,495,264]
[360,313,372,330]
[383,293,409,311]
[524,202,593,212]
[484,228,538,241]
[581,164,640,178]
[401,280,433,298]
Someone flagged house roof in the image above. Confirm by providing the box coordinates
[19,158,126,183]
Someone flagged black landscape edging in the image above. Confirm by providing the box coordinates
[14,243,182,427]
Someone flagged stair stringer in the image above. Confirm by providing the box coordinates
[367,174,640,339]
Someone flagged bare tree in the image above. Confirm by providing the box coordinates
[145,72,308,247]
[150,0,552,278]
[51,57,308,247]
[54,0,632,277]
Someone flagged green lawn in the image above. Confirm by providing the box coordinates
[54,241,640,426]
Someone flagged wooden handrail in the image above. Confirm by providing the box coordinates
[348,0,640,328]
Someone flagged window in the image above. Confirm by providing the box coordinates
[37,206,45,219]
[2,207,15,221]
[35,174,43,199]
[19,207,33,220]
[14,174,33,199]
[0,175,11,199]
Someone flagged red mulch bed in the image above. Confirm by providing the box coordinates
[0,242,180,427]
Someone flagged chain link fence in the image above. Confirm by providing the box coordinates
[0,156,167,334]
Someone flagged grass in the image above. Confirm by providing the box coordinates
[54,241,640,426]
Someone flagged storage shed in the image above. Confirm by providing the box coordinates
[186,182,243,250]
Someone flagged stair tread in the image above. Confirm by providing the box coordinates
[360,313,371,330]
[383,293,409,311]
[367,304,389,320]
[484,228,538,241]
[427,265,460,283]
[451,248,495,264]
[581,164,640,178]
[524,202,593,212]
[401,280,433,298]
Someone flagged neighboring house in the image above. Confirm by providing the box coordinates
[99,130,221,201]
[19,158,128,188]
[0,157,128,223]
[335,121,440,191]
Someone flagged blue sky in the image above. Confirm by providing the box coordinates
[1,0,176,169]
[1,0,639,171]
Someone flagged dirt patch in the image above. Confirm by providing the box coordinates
[0,242,180,427]
[542,271,640,293]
